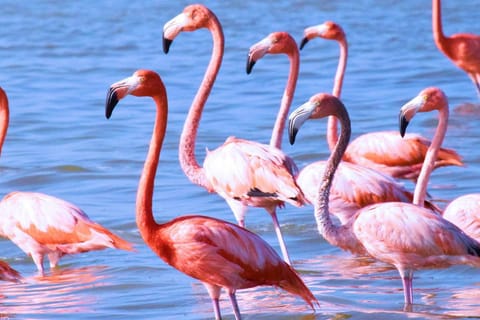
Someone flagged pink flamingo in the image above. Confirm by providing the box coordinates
[105,69,319,320]
[162,4,305,265]
[0,260,21,283]
[443,194,480,242]
[433,0,480,96]
[300,21,463,182]
[0,87,133,276]
[288,89,480,308]
[246,31,299,149]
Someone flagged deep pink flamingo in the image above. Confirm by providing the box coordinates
[162,4,305,265]
[433,0,480,96]
[0,87,133,276]
[105,69,318,320]
[288,89,480,308]
[300,21,463,182]
[246,31,299,149]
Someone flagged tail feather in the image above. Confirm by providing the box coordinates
[436,147,463,167]
[278,265,319,311]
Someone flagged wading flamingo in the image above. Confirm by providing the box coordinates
[433,0,480,96]
[246,31,299,149]
[300,21,463,182]
[0,87,133,275]
[163,4,305,265]
[288,89,480,308]
[105,69,318,320]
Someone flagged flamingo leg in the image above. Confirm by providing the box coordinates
[399,268,414,306]
[228,290,242,320]
[226,198,247,228]
[267,208,292,265]
[31,253,45,276]
[468,73,480,97]
[204,283,223,320]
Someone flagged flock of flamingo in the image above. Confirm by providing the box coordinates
[0,1,479,319]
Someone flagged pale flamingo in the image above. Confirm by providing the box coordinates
[105,69,319,320]
[288,90,480,308]
[162,4,305,265]
[0,87,133,275]
[433,0,480,96]
[299,21,463,182]
[246,31,299,149]
[401,86,480,242]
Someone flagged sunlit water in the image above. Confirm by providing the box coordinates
[0,1,479,319]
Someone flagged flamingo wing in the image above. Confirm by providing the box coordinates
[203,137,304,207]
[344,131,462,180]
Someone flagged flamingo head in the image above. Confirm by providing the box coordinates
[246,31,297,74]
[163,4,217,54]
[399,87,448,137]
[300,21,345,50]
[288,93,348,145]
[105,70,165,119]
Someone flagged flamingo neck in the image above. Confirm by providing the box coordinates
[432,0,448,52]
[270,48,299,149]
[413,105,448,206]
[315,103,353,249]
[327,38,347,151]
[0,89,9,156]
[136,93,168,245]
[179,17,224,192]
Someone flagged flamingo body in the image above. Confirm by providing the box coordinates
[0,191,133,274]
[105,68,318,320]
[443,194,480,242]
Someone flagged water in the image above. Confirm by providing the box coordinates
[0,0,479,319]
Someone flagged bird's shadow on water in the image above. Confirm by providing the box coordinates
[453,102,480,116]
[0,265,109,316]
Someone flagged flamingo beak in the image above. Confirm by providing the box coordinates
[299,37,309,50]
[246,37,271,74]
[288,100,316,145]
[162,12,187,54]
[398,94,424,137]
[105,75,140,119]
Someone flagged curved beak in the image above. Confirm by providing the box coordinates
[288,100,316,145]
[105,75,140,119]
[300,24,328,50]
[398,94,424,137]
[162,12,187,54]
[299,37,309,50]
[246,37,271,74]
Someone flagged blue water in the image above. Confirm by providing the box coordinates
[0,1,479,319]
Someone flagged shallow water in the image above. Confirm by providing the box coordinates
[0,1,479,319]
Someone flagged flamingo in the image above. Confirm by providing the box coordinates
[443,194,480,242]
[246,31,299,149]
[0,260,21,283]
[104,69,319,320]
[288,89,480,308]
[433,0,480,96]
[299,20,463,182]
[162,4,305,265]
[0,87,133,275]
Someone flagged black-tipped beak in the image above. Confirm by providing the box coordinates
[289,127,298,145]
[299,37,309,50]
[399,113,409,138]
[163,35,173,54]
[246,55,256,74]
[105,87,119,119]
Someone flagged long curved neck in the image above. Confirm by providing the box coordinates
[0,89,9,156]
[179,17,223,192]
[327,38,347,151]
[413,106,448,206]
[432,0,448,52]
[136,92,168,245]
[270,49,299,149]
[314,104,356,251]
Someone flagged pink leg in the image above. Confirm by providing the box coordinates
[204,283,222,320]
[399,269,414,306]
[228,290,242,320]
[267,208,292,265]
